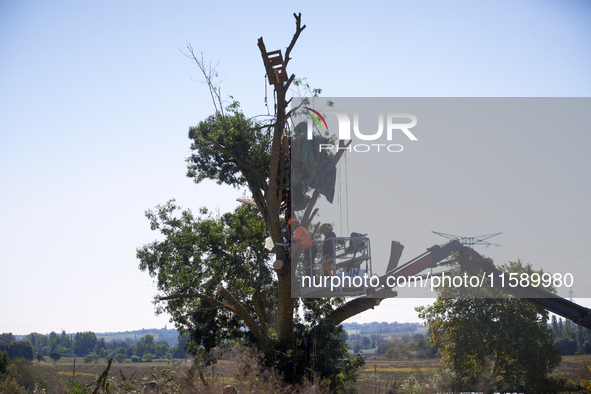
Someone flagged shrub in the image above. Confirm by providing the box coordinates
[143,353,154,362]
[114,353,125,363]
[6,358,47,392]
[65,376,87,393]
[385,347,399,359]
[49,351,61,365]
[131,355,141,363]
[581,364,591,392]
[0,376,27,394]
[7,341,34,361]
[83,353,100,363]
[0,350,10,374]
[61,347,74,356]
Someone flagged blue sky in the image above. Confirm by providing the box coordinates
[1,1,590,334]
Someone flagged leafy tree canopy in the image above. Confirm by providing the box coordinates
[138,202,276,348]
[187,106,271,192]
[137,14,377,390]
[49,351,61,365]
[417,260,562,392]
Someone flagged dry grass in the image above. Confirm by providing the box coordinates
[353,357,441,392]
[553,354,591,383]
[354,354,591,392]
[35,358,191,393]
[32,353,591,393]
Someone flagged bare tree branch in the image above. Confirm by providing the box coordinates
[284,13,306,68]
[284,73,296,91]
[183,44,225,116]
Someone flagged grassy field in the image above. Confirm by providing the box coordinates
[355,354,591,392]
[553,354,591,384]
[355,357,441,392]
[32,354,591,393]
[35,358,191,392]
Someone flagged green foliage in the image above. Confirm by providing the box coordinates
[417,260,562,392]
[138,26,367,390]
[582,364,591,392]
[61,347,74,356]
[0,376,28,394]
[0,350,10,376]
[83,353,100,364]
[186,107,270,190]
[361,336,371,349]
[135,334,156,357]
[138,201,275,350]
[138,131,363,390]
[352,340,361,354]
[142,353,154,362]
[73,332,97,355]
[94,338,108,356]
[155,343,168,358]
[114,353,125,363]
[64,376,87,393]
[131,355,141,363]
[376,342,388,354]
[6,358,47,392]
[24,333,48,354]
[5,340,34,361]
[0,333,17,350]
[385,347,398,359]
[371,334,435,360]
[46,330,72,353]
[551,314,591,355]
[172,334,190,359]
[396,368,456,394]
[49,351,61,365]
[269,320,364,393]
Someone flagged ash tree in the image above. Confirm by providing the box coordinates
[137,13,388,389]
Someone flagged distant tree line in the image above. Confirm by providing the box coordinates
[0,331,190,362]
[550,315,591,355]
[344,317,591,360]
[342,321,422,335]
[0,352,47,392]
[346,331,436,360]
[97,327,179,346]
[0,334,34,362]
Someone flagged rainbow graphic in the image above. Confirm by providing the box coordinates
[304,107,328,132]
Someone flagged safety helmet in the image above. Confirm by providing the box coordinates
[288,217,299,226]
[320,223,333,231]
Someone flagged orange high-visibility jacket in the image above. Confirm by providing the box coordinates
[294,227,313,248]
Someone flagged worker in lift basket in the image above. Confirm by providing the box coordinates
[288,217,314,275]
[320,223,336,277]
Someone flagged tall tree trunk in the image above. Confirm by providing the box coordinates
[257,14,305,343]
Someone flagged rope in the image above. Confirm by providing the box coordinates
[344,150,350,235]
[338,159,343,237]
[264,74,270,116]
[273,89,277,121]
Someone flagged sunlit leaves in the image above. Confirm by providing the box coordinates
[186,106,271,191]
[137,201,276,347]
[417,261,562,391]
